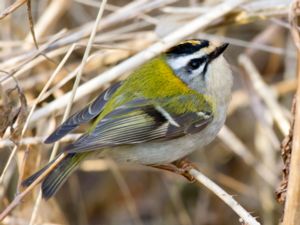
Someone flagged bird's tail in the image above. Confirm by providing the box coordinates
[22,152,88,199]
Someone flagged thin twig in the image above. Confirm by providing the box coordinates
[25,0,71,42]
[0,134,80,148]
[26,0,39,49]
[0,0,26,20]
[0,153,66,222]
[188,168,261,225]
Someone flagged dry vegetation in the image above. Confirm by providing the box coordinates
[0,0,298,224]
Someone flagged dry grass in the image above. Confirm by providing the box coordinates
[0,0,297,225]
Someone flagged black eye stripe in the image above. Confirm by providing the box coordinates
[187,57,207,71]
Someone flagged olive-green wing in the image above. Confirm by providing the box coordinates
[44,82,122,143]
[63,95,213,153]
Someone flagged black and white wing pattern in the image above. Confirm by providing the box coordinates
[63,95,213,153]
[44,82,122,143]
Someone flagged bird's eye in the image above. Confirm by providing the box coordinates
[187,57,206,71]
[188,60,200,70]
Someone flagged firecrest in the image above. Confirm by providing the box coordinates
[23,39,233,198]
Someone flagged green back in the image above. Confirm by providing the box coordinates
[90,55,213,131]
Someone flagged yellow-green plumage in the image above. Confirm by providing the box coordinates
[91,55,214,132]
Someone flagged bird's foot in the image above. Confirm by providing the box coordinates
[150,158,197,182]
[173,158,197,182]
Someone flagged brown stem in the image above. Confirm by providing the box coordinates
[282,1,300,224]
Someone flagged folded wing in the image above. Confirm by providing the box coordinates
[63,95,213,153]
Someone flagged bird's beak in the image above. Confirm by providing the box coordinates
[208,43,229,61]
[215,43,229,56]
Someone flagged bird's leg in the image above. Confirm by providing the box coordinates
[150,158,197,182]
[173,158,197,182]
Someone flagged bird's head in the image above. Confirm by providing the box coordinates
[165,39,233,103]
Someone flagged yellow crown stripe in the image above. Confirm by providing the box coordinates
[179,40,201,46]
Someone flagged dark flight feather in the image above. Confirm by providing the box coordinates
[44,82,122,143]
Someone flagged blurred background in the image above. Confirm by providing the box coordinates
[0,0,295,224]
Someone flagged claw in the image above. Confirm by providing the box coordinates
[149,158,198,182]
[174,159,197,182]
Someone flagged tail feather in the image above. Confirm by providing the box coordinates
[21,157,57,187]
[22,152,88,199]
[41,153,87,199]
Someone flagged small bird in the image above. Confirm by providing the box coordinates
[23,39,233,199]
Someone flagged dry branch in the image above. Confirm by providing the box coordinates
[0,0,26,20]
[282,1,300,224]
[25,0,71,42]
[188,168,261,225]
